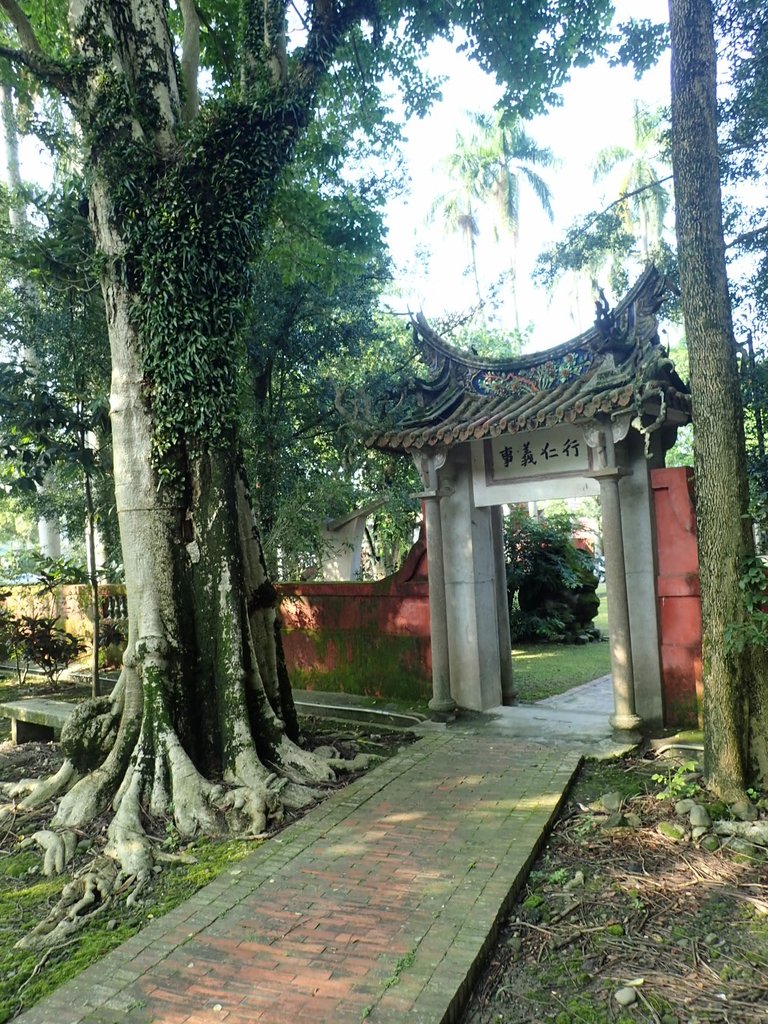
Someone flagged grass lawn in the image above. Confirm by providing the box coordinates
[512,585,611,703]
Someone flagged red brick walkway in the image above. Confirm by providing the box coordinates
[16,733,580,1024]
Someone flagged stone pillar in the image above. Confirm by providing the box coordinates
[491,504,516,704]
[440,445,503,710]
[591,465,642,732]
[38,514,61,559]
[616,431,665,728]
[412,452,456,716]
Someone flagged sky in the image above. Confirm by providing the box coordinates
[383,0,673,353]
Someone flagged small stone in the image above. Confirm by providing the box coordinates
[704,933,719,946]
[726,837,763,861]
[614,987,637,1006]
[689,804,711,828]
[657,821,687,841]
[599,791,624,813]
[603,812,625,828]
[313,745,337,760]
[564,870,585,890]
[212,1004,223,1013]
[732,798,759,822]
[692,826,709,841]
[106,919,118,932]
[675,798,696,816]
[701,834,720,852]
[624,812,642,829]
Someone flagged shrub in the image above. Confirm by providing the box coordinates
[505,508,600,644]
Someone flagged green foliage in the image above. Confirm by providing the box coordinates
[28,554,90,595]
[505,508,600,644]
[0,555,89,680]
[535,99,674,305]
[724,556,768,655]
[0,604,84,684]
[651,760,701,801]
[0,163,116,567]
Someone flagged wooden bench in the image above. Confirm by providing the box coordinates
[0,699,75,743]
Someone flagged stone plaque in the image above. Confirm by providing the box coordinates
[471,426,599,505]
[486,426,591,482]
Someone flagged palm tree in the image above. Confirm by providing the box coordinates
[430,136,486,308]
[471,111,556,326]
[431,111,556,327]
[593,100,671,258]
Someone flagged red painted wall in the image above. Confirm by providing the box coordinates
[651,467,703,727]
[278,538,432,701]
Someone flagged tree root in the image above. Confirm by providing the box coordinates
[272,735,336,785]
[325,752,383,774]
[0,761,78,821]
[19,829,79,876]
[15,855,119,951]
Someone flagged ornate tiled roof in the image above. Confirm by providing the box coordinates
[370,266,691,453]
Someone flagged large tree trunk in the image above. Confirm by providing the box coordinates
[669,0,768,797]
[46,186,332,880]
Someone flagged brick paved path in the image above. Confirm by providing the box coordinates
[17,733,581,1024]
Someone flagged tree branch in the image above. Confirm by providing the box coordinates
[0,0,42,54]
[178,0,201,122]
[0,41,83,97]
[726,223,768,251]
[263,0,288,87]
[578,174,674,236]
[291,0,376,107]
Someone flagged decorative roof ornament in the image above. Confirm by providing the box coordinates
[368,266,690,453]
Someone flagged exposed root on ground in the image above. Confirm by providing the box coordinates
[16,855,120,951]
[0,761,78,820]
[272,735,336,785]
[19,828,79,876]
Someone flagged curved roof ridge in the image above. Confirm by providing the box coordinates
[412,264,665,375]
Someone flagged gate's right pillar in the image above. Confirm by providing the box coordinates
[650,466,703,728]
[617,430,665,730]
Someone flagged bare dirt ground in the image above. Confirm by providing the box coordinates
[461,756,768,1024]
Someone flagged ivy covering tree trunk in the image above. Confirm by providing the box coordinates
[669,0,768,797]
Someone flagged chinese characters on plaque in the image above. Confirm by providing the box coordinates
[488,426,591,482]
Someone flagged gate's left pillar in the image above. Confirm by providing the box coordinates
[439,445,504,710]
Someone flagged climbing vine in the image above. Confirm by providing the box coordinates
[84,79,302,477]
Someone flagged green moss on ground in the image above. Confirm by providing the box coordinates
[0,837,261,1022]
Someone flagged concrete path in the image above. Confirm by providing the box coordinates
[16,732,582,1024]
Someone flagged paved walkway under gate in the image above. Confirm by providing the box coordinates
[16,680,631,1024]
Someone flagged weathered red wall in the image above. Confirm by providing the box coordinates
[651,466,703,728]
[278,539,432,701]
